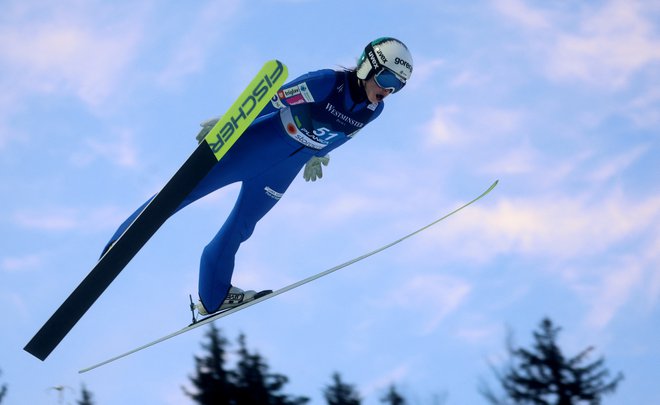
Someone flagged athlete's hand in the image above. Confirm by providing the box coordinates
[195,117,220,143]
[303,155,330,182]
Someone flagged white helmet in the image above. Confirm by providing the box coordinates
[356,37,413,92]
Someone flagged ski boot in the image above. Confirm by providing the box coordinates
[195,286,272,316]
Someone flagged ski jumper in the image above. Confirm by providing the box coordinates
[104,69,384,312]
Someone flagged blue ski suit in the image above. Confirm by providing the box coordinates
[105,69,384,312]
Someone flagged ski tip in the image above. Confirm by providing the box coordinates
[485,179,499,194]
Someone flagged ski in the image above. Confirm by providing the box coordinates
[24,60,289,361]
[79,179,498,373]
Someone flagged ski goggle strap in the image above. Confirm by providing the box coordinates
[373,68,406,93]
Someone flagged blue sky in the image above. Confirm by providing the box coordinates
[1,0,659,404]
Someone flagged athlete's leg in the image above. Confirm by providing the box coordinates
[175,114,297,211]
[100,116,284,257]
[197,160,304,312]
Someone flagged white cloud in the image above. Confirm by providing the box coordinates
[156,0,243,87]
[316,193,379,222]
[71,128,140,169]
[422,104,522,147]
[624,87,660,128]
[0,92,19,148]
[422,105,467,146]
[432,190,660,261]
[408,58,444,89]
[646,233,660,308]
[455,323,501,345]
[0,1,145,108]
[274,168,417,234]
[586,144,649,183]
[404,180,659,332]
[492,0,552,30]
[1,254,43,273]
[493,0,660,89]
[450,69,491,88]
[13,208,79,231]
[376,274,472,334]
[583,259,644,329]
[550,1,660,88]
[484,144,539,175]
[0,1,147,151]
[565,228,660,330]
[479,108,523,135]
[12,205,127,232]
[1,292,29,320]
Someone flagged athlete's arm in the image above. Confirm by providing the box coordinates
[259,69,338,116]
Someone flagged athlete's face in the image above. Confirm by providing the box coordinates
[364,76,393,104]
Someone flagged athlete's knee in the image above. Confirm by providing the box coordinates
[238,219,258,242]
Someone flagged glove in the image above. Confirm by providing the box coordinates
[195,117,220,143]
[303,155,330,182]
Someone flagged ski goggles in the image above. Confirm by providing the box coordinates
[373,67,406,93]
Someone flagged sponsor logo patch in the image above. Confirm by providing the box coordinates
[278,82,315,106]
[264,186,283,200]
[325,103,365,128]
[367,50,379,68]
[394,57,413,77]
[270,94,285,109]
[286,123,297,135]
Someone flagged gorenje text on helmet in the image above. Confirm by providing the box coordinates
[394,57,412,72]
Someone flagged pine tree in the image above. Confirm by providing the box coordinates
[76,383,94,405]
[0,368,7,404]
[323,372,361,405]
[380,384,406,405]
[481,317,624,404]
[233,333,309,405]
[184,326,308,404]
[183,323,234,405]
